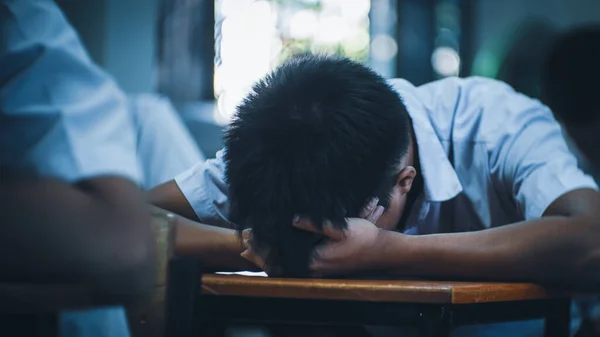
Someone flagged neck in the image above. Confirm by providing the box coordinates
[406,123,417,167]
[397,122,423,231]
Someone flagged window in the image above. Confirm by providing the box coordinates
[214,0,371,121]
[157,0,474,122]
[157,0,215,102]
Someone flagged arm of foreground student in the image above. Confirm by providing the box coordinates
[297,189,600,289]
[0,177,155,306]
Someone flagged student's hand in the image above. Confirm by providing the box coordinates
[295,217,386,277]
[240,197,385,275]
[359,197,385,225]
[240,229,282,276]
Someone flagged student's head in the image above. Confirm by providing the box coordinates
[224,54,414,276]
[542,26,600,155]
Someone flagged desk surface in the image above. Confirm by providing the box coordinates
[201,274,567,304]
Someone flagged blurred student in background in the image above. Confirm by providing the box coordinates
[129,93,205,190]
[541,26,600,337]
[541,25,600,183]
[1,0,203,336]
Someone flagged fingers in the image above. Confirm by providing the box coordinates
[292,217,320,234]
[240,228,284,276]
[241,247,284,277]
[293,217,346,241]
[241,248,267,269]
[240,238,269,273]
[242,228,251,241]
[240,229,267,269]
[365,205,385,224]
[320,220,347,241]
[308,236,345,277]
[359,197,380,218]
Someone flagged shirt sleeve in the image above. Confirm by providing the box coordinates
[0,0,141,183]
[174,149,233,227]
[483,80,598,219]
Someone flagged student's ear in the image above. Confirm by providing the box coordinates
[395,166,416,195]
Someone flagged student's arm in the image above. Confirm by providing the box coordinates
[290,188,600,288]
[378,189,600,287]
[148,150,259,270]
[171,212,259,271]
[289,79,600,289]
[148,157,258,270]
[148,149,232,228]
[149,179,199,221]
[0,177,155,306]
[381,85,600,288]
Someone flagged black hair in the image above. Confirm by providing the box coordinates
[541,25,600,125]
[224,54,411,277]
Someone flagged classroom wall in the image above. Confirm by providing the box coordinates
[473,0,600,57]
[55,0,600,160]
[104,0,158,93]
[59,0,222,158]
[58,0,159,93]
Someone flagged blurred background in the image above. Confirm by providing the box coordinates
[56,0,600,158]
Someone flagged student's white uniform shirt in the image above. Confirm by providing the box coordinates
[176,76,598,233]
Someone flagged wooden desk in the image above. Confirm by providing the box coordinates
[193,274,572,337]
[201,274,563,304]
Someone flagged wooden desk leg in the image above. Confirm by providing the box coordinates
[194,297,226,337]
[0,313,58,337]
[544,299,571,337]
[197,316,226,337]
[419,306,452,337]
[166,257,202,337]
[40,314,59,337]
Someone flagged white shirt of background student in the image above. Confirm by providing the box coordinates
[1,1,140,337]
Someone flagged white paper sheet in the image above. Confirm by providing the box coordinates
[215,271,268,277]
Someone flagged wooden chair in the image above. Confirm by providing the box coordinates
[127,207,178,337]
[193,274,573,337]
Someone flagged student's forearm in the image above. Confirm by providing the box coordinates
[148,180,200,221]
[377,216,600,288]
[173,216,259,272]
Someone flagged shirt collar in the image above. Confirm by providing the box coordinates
[394,81,463,202]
